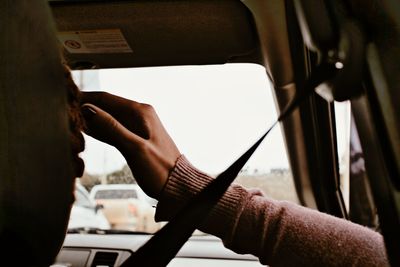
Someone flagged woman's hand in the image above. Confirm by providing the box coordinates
[81,92,181,199]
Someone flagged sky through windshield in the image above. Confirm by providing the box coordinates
[74,64,291,175]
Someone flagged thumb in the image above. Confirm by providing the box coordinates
[81,103,142,152]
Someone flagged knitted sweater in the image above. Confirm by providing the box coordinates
[155,155,388,266]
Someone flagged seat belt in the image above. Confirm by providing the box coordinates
[121,62,337,267]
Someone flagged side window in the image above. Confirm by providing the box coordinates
[334,101,378,228]
[334,101,351,212]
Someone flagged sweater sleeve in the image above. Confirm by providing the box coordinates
[155,155,388,266]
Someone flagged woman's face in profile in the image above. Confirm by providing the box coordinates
[64,64,85,179]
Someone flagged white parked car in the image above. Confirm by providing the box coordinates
[89,184,161,232]
[68,183,110,230]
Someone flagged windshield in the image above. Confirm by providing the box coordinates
[70,63,298,233]
[93,189,138,200]
[75,186,93,207]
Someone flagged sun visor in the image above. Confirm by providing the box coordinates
[50,0,261,69]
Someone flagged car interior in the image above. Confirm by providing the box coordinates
[1,0,400,266]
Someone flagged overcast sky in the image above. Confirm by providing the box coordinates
[74,64,349,176]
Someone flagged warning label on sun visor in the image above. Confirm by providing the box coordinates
[58,29,132,54]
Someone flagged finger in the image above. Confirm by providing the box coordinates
[81,103,143,152]
[81,91,141,115]
[81,91,150,139]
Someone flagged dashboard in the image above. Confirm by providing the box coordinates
[53,234,264,267]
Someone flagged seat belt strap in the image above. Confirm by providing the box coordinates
[121,63,336,267]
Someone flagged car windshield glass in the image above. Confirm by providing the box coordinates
[75,187,92,207]
[70,63,298,233]
[94,189,138,199]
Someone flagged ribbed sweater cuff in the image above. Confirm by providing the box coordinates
[155,155,250,241]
